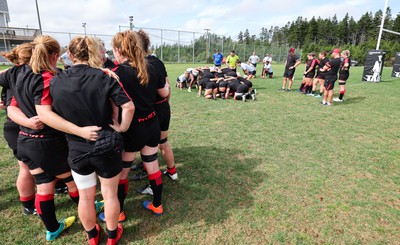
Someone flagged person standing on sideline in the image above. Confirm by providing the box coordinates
[213,49,223,68]
[248,51,260,77]
[226,50,240,72]
[311,51,329,98]
[280,47,300,91]
[334,50,351,102]
[59,46,73,70]
[320,48,341,106]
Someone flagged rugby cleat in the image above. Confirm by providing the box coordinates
[143,201,163,216]
[46,216,76,241]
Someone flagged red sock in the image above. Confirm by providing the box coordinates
[167,166,176,175]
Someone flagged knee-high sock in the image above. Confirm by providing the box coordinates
[148,171,163,207]
[339,89,346,100]
[68,190,79,204]
[118,179,128,212]
[20,194,35,209]
[35,193,60,232]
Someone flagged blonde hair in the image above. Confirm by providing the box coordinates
[68,35,102,68]
[341,50,350,57]
[112,30,149,86]
[136,29,150,53]
[30,35,60,75]
[0,42,34,65]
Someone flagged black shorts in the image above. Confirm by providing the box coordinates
[251,63,257,68]
[316,72,325,79]
[305,72,315,78]
[241,80,252,88]
[339,72,349,81]
[249,70,256,75]
[67,140,122,178]
[155,102,171,132]
[18,134,70,180]
[219,81,228,88]
[283,69,295,78]
[237,84,249,94]
[205,82,217,90]
[324,77,337,91]
[123,116,160,152]
[3,119,20,160]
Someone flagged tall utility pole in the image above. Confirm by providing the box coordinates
[35,0,42,35]
[129,16,134,30]
[376,0,389,50]
[204,28,210,63]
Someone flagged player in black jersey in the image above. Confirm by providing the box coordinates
[0,43,37,215]
[304,53,319,95]
[111,30,169,217]
[7,35,77,241]
[320,48,341,106]
[334,50,351,102]
[311,51,329,98]
[36,36,134,245]
[281,47,300,91]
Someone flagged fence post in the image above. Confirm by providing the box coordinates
[178,31,180,63]
[160,29,163,61]
[192,32,195,63]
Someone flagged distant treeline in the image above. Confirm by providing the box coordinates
[149,8,400,65]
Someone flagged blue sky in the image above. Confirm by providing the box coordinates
[6,0,400,48]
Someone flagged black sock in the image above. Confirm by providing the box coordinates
[319,92,323,96]
[117,179,128,212]
[148,171,163,207]
[299,83,305,90]
[307,86,312,94]
[311,90,315,94]
[86,225,98,239]
[20,195,35,209]
[339,93,344,100]
[107,228,117,239]
[35,194,60,232]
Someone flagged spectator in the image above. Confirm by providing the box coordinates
[59,46,73,70]
[213,49,223,67]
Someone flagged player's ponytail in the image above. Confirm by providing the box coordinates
[0,43,33,65]
[30,35,60,75]
[112,30,149,86]
[68,36,102,68]
[136,29,150,54]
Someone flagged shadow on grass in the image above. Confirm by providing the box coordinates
[0,185,17,213]
[342,96,366,104]
[121,146,264,243]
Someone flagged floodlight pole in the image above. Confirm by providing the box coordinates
[129,16,134,30]
[82,23,86,36]
[204,28,210,62]
[376,0,389,50]
[35,0,42,35]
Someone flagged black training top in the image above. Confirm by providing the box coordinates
[340,57,351,74]
[325,57,342,79]
[0,65,24,105]
[50,64,131,139]
[306,59,318,73]
[146,55,167,104]
[317,57,329,75]
[114,61,164,119]
[8,65,61,135]
[285,54,300,69]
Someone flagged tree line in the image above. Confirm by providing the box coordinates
[151,8,400,65]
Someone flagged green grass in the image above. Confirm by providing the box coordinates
[0,63,399,244]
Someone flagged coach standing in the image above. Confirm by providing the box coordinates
[280,47,300,91]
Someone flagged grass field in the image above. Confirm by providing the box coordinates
[0,63,399,244]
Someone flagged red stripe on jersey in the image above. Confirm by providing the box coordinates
[311,59,317,68]
[10,96,18,107]
[40,71,54,105]
[326,62,332,68]
[111,66,132,101]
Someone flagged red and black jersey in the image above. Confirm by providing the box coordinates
[8,65,61,135]
[306,58,318,74]
[317,57,329,76]
[146,55,168,104]
[50,64,131,140]
[103,57,117,70]
[325,57,342,80]
[114,61,164,119]
[340,57,351,73]
[0,65,25,105]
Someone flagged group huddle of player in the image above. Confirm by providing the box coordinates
[176,66,257,102]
